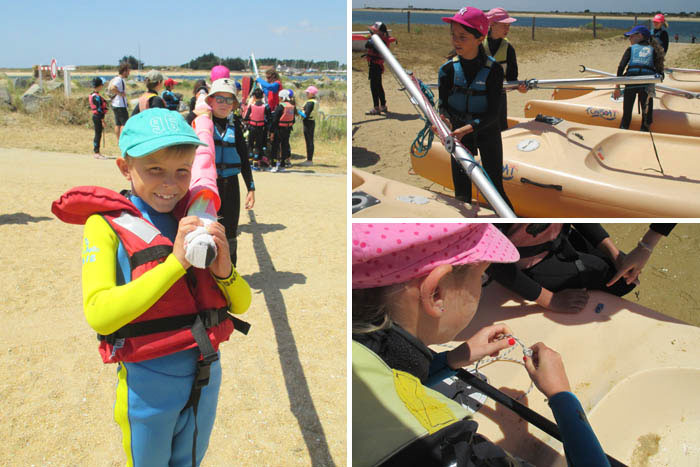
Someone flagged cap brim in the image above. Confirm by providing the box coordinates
[124,135,206,158]
[497,17,517,23]
[451,224,519,266]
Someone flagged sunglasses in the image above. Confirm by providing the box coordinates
[213,96,236,104]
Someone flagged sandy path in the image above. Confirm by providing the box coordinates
[352,40,694,192]
[0,148,346,466]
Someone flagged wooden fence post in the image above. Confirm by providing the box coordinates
[407,10,411,33]
[532,16,536,40]
[593,15,597,39]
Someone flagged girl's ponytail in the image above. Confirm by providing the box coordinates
[651,39,665,73]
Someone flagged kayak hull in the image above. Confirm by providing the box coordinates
[351,169,495,218]
[411,118,700,217]
[525,89,700,137]
[448,282,700,466]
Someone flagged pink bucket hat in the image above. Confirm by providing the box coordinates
[442,7,489,38]
[486,7,517,24]
[210,65,230,82]
[305,85,319,96]
[352,223,519,289]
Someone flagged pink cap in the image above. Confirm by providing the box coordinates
[652,13,668,26]
[486,7,517,24]
[352,223,519,289]
[442,7,489,38]
[305,85,318,96]
[210,65,230,82]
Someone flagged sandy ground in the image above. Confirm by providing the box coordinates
[351,40,694,192]
[0,148,346,466]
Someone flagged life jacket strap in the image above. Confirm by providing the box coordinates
[129,244,172,270]
[97,307,250,343]
[216,162,242,169]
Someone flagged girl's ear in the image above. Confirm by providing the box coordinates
[419,264,453,318]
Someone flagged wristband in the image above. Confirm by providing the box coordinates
[637,240,654,253]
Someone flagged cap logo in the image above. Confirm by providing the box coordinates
[149,114,181,134]
[458,7,468,15]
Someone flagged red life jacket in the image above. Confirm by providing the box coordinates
[89,92,107,115]
[365,34,396,70]
[138,92,158,111]
[507,224,563,269]
[278,102,295,127]
[51,186,244,364]
[248,102,266,126]
[267,81,281,110]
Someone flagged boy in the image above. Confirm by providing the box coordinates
[270,89,295,172]
[161,77,181,111]
[88,77,107,159]
[244,88,268,169]
[51,108,252,466]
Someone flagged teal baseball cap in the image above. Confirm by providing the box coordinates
[118,108,206,158]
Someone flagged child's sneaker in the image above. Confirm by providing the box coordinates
[270,163,280,173]
[284,160,292,168]
[299,160,313,166]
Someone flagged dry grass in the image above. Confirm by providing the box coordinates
[352,23,625,77]
[0,73,347,173]
[670,44,700,68]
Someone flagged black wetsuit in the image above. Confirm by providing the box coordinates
[90,92,106,153]
[302,99,316,161]
[438,52,513,209]
[487,36,519,132]
[652,28,669,54]
[486,224,642,301]
[365,40,387,109]
[616,40,663,131]
[213,115,254,267]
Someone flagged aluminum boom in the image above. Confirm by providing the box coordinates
[579,65,699,99]
[369,34,516,218]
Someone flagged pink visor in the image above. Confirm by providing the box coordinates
[442,7,489,38]
[486,7,517,24]
[352,223,519,289]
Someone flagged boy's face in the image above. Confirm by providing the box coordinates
[117,148,194,213]
[451,24,483,57]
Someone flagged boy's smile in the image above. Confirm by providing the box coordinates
[118,148,194,213]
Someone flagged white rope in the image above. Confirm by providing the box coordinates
[473,334,534,401]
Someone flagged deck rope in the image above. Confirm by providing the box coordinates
[473,334,535,401]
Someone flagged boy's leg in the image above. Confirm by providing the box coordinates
[115,350,205,466]
[281,127,291,163]
[170,358,222,466]
[477,132,514,210]
[93,115,102,153]
[303,120,315,161]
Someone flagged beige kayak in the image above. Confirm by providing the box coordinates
[665,70,700,92]
[525,88,700,136]
[351,168,495,218]
[411,118,700,217]
[443,282,700,466]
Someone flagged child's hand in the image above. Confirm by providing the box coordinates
[446,323,514,368]
[245,191,255,210]
[173,216,204,269]
[613,87,621,100]
[518,83,528,94]
[549,288,589,313]
[523,342,571,398]
[452,124,474,139]
[206,221,233,279]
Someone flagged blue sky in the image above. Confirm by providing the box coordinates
[352,0,698,13]
[1,1,347,68]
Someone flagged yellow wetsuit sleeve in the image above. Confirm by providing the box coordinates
[214,267,252,315]
[81,214,186,335]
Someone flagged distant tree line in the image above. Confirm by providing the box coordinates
[181,53,345,71]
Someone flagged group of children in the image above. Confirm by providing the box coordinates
[364,7,672,212]
[89,66,320,174]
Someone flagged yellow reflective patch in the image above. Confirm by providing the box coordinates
[393,369,458,434]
